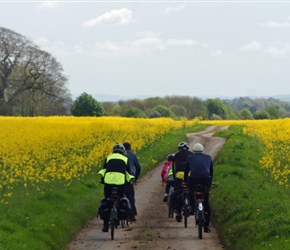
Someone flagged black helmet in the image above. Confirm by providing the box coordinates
[167,154,175,161]
[113,143,125,153]
[178,142,189,150]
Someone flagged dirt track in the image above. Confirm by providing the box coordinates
[66,126,228,250]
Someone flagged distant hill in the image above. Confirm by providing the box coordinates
[72,93,290,103]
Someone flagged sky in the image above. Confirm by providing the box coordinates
[1,1,290,101]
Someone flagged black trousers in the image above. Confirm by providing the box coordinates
[125,183,137,218]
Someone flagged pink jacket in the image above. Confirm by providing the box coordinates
[161,161,173,185]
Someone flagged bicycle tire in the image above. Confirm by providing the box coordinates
[110,218,115,240]
[183,205,188,228]
[168,205,174,218]
[182,190,189,227]
[197,211,203,239]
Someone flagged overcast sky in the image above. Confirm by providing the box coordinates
[1,1,290,101]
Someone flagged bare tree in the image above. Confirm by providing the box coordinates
[0,27,71,116]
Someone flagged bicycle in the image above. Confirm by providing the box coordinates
[181,182,189,228]
[192,184,207,239]
[109,187,119,240]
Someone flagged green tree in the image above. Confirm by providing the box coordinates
[266,106,280,119]
[169,104,187,117]
[253,110,270,120]
[240,108,253,120]
[122,107,147,118]
[71,92,105,116]
[206,98,228,119]
[150,104,175,118]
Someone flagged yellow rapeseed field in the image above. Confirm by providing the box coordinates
[0,116,198,202]
[201,118,290,187]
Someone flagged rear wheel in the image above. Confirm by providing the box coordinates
[197,211,203,239]
[110,218,115,240]
[183,195,188,228]
[168,204,174,218]
[183,206,188,228]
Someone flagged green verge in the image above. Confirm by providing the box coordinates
[211,125,290,250]
[0,124,207,250]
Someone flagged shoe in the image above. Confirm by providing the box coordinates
[175,213,182,222]
[163,194,169,202]
[204,226,211,233]
[102,224,109,232]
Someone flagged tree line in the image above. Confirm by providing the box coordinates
[72,92,290,120]
[2,27,290,119]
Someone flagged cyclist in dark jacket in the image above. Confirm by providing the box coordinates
[99,143,133,232]
[184,143,213,233]
[123,142,142,222]
[170,142,193,222]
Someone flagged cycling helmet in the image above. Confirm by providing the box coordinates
[193,143,204,153]
[178,142,189,150]
[167,154,175,161]
[112,143,126,153]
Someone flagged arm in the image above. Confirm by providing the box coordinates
[126,159,132,175]
[210,158,213,181]
[134,155,142,180]
[184,159,190,183]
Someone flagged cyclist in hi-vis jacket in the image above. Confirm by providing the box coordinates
[98,143,134,232]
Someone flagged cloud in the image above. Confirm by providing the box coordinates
[37,1,59,9]
[240,40,290,57]
[166,39,197,46]
[260,17,290,28]
[92,38,165,57]
[164,5,185,15]
[83,8,134,27]
[263,44,290,57]
[211,50,223,56]
[34,37,86,57]
[34,37,49,47]
[131,37,165,50]
[135,30,162,38]
[240,40,262,51]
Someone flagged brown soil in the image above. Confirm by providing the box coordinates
[66,126,228,250]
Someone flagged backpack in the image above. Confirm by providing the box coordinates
[166,163,174,182]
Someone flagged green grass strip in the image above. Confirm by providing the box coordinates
[212,125,290,250]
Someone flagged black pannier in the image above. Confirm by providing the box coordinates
[118,197,131,220]
[98,198,111,220]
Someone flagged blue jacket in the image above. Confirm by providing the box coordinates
[184,153,213,182]
[125,150,142,180]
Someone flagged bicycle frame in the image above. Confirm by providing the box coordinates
[193,184,206,239]
[109,187,119,240]
[181,183,189,228]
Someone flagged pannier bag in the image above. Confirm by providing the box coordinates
[98,198,111,220]
[118,197,131,220]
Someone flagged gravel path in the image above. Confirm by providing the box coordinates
[66,125,228,250]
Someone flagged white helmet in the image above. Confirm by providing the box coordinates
[193,143,204,153]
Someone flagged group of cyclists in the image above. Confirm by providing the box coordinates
[98,140,213,234]
[161,141,213,233]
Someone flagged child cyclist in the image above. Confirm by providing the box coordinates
[161,154,175,202]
